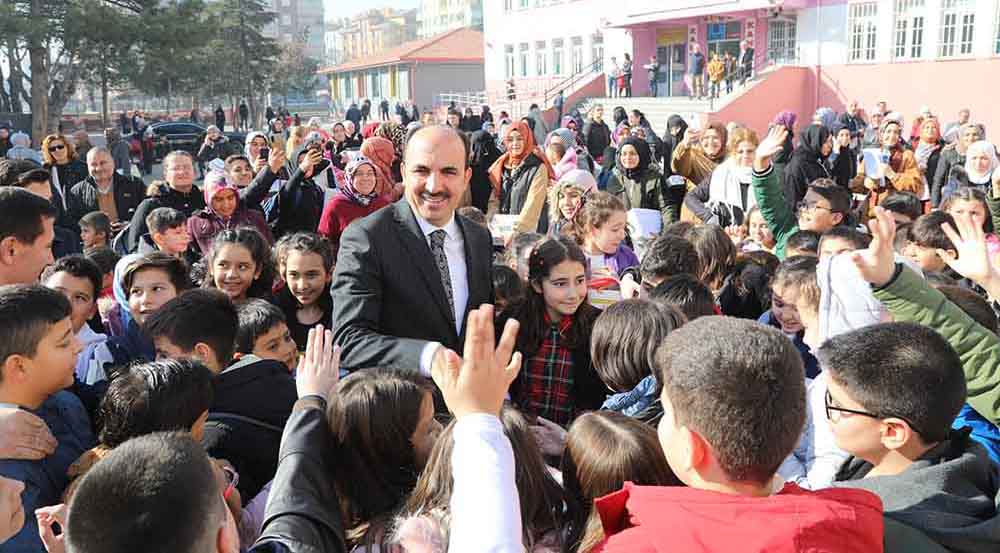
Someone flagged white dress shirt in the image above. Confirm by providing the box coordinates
[416,212,469,376]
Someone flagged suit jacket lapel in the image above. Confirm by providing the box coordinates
[393,200,458,338]
[456,214,485,330]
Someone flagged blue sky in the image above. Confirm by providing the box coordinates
[325,0,421,20]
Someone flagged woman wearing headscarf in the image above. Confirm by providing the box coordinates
[360,136,401,201]
[468,124,503,211]
[606,136,673,226]
[911,117,944,205]
[328,122,350,170]
[957,141,999,191]
[851,117,923,220]
[827,121,858,190]
[771,110,797,180]
[187,170,273,256]
[780,123,832,210]
[460,107,481,133]
[671,121,727,186]
[932,122,982,206]
[659,114,688,179]
[684,128,759,227]
[374,121,406,183]
[612,106,628,128]
[317,155,390,256]
[547,127,595,176]
[487,120,553,234]
[813,107,836,130]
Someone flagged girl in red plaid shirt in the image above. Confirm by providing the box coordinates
[502,237,605,427]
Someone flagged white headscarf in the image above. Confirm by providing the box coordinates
[965,140,999,185]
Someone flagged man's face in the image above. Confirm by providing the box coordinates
[164,156,195,192]
[88,151,115,183]
[22,180,52,203]
[403,128,470,227]
[3,218,55,284]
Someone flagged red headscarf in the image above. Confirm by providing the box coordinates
[487,120,555,195]
[362,122,380,139]
[360,137,395,197]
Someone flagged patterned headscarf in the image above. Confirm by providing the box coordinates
[360,137,395,197]
[374,122,406,159]
[341,156,380,206]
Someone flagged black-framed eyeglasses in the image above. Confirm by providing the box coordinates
[796,200,832,213]
[824,389,925,436]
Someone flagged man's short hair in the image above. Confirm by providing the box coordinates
[649,274,716,320]
[235,299,287,354]
[98,359,214,448]
[145,207,187,236]
[84,246,121,276]
[808,179,852,216]
[881,192,923,222]
[656,316,806,483]
[785,229,821,255]
[0,285,71,380]
[66,432,223,553]
[403,125,471,169]
[819,226,871,251]
[162,150,194,169]
[937,286,998,334]
[0,159,38,187]
[908,211,955,250]
[15,168,51,187]
[817,322,966,443]
[640,234,700,282]
[591,299,686,393]
[0,187,58,246]
[143,289,238,368]
[41,255,103,302]
[79,211,112,237]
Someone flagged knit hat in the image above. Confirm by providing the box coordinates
[203,170,239,207]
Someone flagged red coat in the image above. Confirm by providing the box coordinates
[317,192,389,256]
[593,482,884,553]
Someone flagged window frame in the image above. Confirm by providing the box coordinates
[938,0,976,58]
[847,1,880,63]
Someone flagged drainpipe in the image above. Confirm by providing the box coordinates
[815,0,822,111]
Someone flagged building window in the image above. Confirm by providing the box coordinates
[571,36,584,74]
[519,43,529,77]
[505,45,515,79]
[518,0,529,9]
[995,2,1000,54]
[767,19,797,64]
[591,33,604,72]
[552,38,564,75]
[504,0,513,11]
[848,2,879,62]
[892,0,926,59]
[939,0,976,57]
[535,41,548,76]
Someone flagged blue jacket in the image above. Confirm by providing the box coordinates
[0,392,95,551]
[758,310,820,379]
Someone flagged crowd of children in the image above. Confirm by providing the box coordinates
[0,99,997,553]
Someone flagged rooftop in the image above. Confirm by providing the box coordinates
[317,27,484,74]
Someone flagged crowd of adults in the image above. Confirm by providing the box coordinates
[0,91,996,553]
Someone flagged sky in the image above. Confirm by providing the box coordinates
[324,0,421,21]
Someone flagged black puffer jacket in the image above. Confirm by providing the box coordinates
[126,183,206,252]
[67,173,146,227]
[781,124,832,210]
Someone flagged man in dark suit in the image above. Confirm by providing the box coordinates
[332,125,494,375]
[739,39,755,86]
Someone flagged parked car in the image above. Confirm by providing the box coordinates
[127,122,245,164]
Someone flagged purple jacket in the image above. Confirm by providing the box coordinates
[187,206,274,255]
[604,243,639,276]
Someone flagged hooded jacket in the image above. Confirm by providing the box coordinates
[835,428,1000,553]
[782,124,832,211]
[203,354,297,502]
[469,129,503,211]
[593,481,885,553]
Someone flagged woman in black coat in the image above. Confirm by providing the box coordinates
[468,127,502,212]
[781,124,832,210]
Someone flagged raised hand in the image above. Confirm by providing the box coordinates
[0,408,56,461]
[939,213,1000,295]
[295,325,341,401]
[299,149,321,177]
[755,126,788,172]
[431,305,522,419]
[725,224,747,245]
[850,206,897,287]
[268,147,286,175]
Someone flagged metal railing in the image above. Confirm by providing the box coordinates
[543,57,604,107]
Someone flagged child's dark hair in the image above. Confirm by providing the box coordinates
[41,255,103,301]
[235,299,288,354]
[908,211,955,251]
[893,223,912,253]
[506,232,544,270]
[203,227,276,299]
[817,322,966,443]
[683,224,736,290]
[656,316,806,483]
[491,264,523,308]
[807,179,851,219]
[516,237,598,354]
[79,211,112,239]
[639,234,700,283]
[881,191,923,222]
[121,252,191,297]
[649,274,716,320]
[785,229,820,255]
[224,154,251,172]
[937,285,998,333]
[661,221,695,237]
[142,289,238,369]
[772,256,820,312]
[98,359,214,448]
[0,285,71,377]
[819,226,871,252]
[578,191,625,231]
[84,246,121,277]
[276,232,335,274]
[14,168,51,188]
[591,299,686,393]
[941,186,994,233]
[145,207,187,236]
